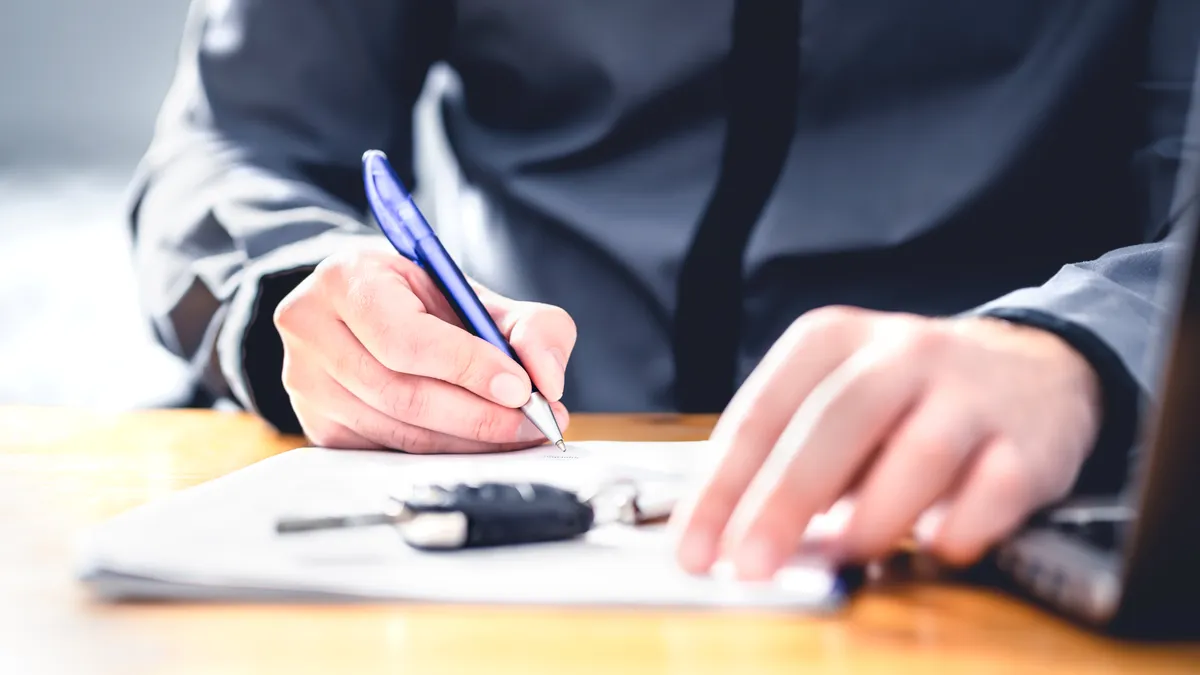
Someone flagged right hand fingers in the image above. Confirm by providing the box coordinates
[288,360,564,453]
[284,306,569,444]
[319,251,547,408]
[275,248,572,447]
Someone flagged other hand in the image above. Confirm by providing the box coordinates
[274,246,575,452]
[671,306,1102,579]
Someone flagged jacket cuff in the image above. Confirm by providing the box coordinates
[216,229,384,433]
[971,307,1141,496]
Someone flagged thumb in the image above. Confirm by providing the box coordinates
[480,289,577,402]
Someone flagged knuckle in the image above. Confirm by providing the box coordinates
[895,325,951,361]
[542,305,578,343]
[468,407,512,442]
[450,342,483,386]
[385,425,425,453]
[381,422,441,454]
[272,293,299,332]
[333,256,396,315]
[373,372,403,411]
[356,349,379,381]
[802,305,862,331]
[345,273,378,319]
[985,446,1034,507]
[346,410,408,451]
[902,429,962,467]
[273,283,319,335]
[785,305,862,346]
[377,322,417,370]
[933,536,986,567]
[279,354,307,396]
[385,321,454,377]
[392,256,429,288]
[346,411,377,443]
[313,250,358,289]
[392,380,430,422]
[310,255,341,284]
[331,347,362,383]
[451,341,477,379]
[356,353,397,400]
[280,369,299,397]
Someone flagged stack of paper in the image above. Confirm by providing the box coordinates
[75,441,854,611]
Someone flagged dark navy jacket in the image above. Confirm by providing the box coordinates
[129,1,1200,492]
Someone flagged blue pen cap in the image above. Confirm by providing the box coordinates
[362,150,422,261]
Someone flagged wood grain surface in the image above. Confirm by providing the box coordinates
[0,406,1196,675]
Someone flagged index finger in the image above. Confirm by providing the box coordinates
[671,307,867,573]
[719,347,925,579]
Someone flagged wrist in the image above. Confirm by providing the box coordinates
[986,315,1102,417]
[217,229,380,432]
[969,308,1140,495]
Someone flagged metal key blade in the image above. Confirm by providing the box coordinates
[275,505,412,534]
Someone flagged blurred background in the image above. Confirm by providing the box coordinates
[0,0,194,408]
[0,0,454,410]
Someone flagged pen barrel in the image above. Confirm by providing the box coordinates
[413,235,524,365]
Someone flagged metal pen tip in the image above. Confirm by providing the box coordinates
[521,392,567,451]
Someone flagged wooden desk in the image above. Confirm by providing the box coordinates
[0,407,1196,674]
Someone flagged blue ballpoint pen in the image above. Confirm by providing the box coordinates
[361,150,567,451]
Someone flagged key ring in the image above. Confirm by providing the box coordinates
[579,478,675,526]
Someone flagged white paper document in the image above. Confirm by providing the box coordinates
[75,441,854,611]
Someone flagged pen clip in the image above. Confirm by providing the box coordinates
[362,150,419,262]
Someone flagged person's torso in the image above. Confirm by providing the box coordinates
[407,0,1155,412]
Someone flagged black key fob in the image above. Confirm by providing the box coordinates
[397,482,595,551]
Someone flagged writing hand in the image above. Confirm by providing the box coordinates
[274,246,575,452]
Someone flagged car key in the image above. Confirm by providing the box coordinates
[275,482,597,551]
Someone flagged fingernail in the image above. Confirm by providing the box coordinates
[678,531,716,572]
[549,348,567,371]
[490,373,529,407]
[914,504,948,548]
[734,538,780,581]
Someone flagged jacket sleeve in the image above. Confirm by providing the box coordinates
[127,0,449,431]
[968,1,1200,495]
